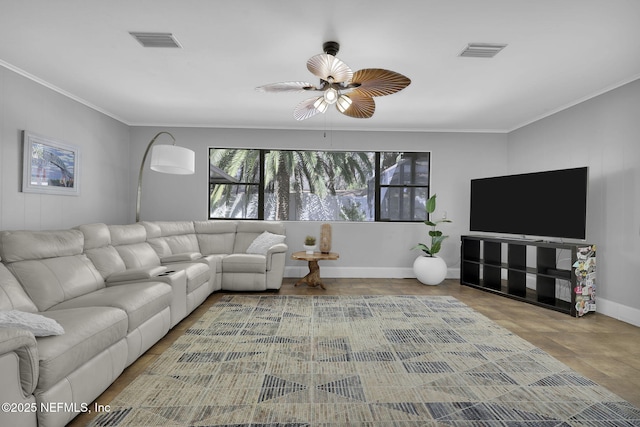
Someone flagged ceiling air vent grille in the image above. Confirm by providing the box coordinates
[459,43,507,58]
[129,32,182,48]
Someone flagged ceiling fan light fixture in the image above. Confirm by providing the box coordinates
[259,41,410,121]
[313,97,329,113]
[336,94,352,113]
[323,87,338,104]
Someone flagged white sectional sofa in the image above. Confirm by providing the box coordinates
[0,220,287,427]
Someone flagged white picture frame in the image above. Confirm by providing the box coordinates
[22,131,80,196]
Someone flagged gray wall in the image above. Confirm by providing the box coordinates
[130,127,508,278]
[0,68,131,230]
[507,79,640,325]
[3,63,638,326]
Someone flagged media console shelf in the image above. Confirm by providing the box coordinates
[461,235,596,317]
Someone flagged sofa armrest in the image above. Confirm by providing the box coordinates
[106,266,167,284]
[161,252,202,263]
[265,243,288,270]
[0,328,38,396]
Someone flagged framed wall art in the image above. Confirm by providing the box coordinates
[22,131,80,195]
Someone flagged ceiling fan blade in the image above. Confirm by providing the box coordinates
[293,97,323,121]
[338,93,376,119]
[307,54,353,83]
[351,69,411,97]
[255,81,318,93]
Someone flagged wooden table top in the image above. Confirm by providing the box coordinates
[291,251,340,261]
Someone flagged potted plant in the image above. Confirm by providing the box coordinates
[303,235,316,254]
[412,194,452,285]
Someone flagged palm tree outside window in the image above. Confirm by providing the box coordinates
[209,148,430,222]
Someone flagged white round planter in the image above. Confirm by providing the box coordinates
[303,244,316,254]
[413,255,447,285]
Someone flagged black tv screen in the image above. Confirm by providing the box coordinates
[470,167,588,240]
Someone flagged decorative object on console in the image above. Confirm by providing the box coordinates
[412,194,452,285]
[256,41,410,121]
[136,131,195,222]
[574,245,596,316]
[303,235,316,254]
[22,131,80,196]
[319,223,332,254]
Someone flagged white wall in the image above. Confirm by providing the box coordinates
[131,127,508,278]
[507,79,640,325]
[0,67,131,230]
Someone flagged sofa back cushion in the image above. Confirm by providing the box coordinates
[0,229,83,263]
[142,221,200,258]
[194,220,237,255]
[0,230,104,311]
[0,261,38,312]
[76,223,127,279]
[108,224,161,269]
[234,221,286,253]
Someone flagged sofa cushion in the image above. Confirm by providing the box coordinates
[0,229,83,263]
[109,224,147,245]
[35,307,128,390]
[75,223,111,250]
[0,262,38,312]
[222,254,267,274]
[84,246,128,279]
[114,243,161,269]
[7,255,105,312]
[49,281,172,333]
[194,220,237,255]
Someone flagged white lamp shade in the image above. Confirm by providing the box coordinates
[150,144,195,175]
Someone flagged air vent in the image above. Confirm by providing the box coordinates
[129,32,182,48]
[459,43,507,58]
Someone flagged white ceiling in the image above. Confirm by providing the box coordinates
[1,0,639,133]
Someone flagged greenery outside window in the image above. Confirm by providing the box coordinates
[377,152,431,221]
[209,148,430,222]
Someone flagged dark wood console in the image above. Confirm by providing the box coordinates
[461,235,596,317]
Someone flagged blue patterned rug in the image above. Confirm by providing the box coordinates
[90,295,640,426]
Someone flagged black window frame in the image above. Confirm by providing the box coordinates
[209,148,431,222]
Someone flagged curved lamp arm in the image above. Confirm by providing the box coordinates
[136,131,175,222]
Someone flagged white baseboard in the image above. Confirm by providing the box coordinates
[284,266,461,280]
[594,297,640,327]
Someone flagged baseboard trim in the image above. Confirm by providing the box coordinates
[284,266,461,280]
[595,297,640,327]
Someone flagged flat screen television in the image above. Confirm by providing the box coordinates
[470,167,588,240]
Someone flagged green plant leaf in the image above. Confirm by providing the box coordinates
[412,243,432,255]
[426,195,436,214]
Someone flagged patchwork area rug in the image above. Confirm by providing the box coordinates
[90,295,640,426]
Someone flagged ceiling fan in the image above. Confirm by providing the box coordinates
[256,41,411,121]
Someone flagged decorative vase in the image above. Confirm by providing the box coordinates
[303,245,316,255]
[320,223,332,253]
[413,255,447,285]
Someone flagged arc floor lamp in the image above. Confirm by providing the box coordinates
[136,131,195,222]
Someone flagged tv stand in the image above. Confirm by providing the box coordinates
[460,235,596,317]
